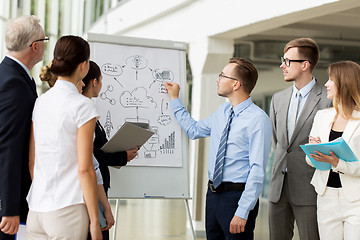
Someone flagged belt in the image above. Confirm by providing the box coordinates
[208,180,245,193]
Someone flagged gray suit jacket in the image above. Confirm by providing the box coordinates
[268,80,332,205]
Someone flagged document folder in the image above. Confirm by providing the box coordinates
[101,122,154,153]
[300,137,358,171]
[99,202,107,228]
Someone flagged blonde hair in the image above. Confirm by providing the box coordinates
[329,61,360,120]
[39,62,57,87]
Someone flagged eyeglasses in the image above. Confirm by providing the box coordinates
[29,37,49,47]
[281,57,311,67]
[218,73,239,81]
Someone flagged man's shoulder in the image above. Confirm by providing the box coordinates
[246,104,270,124]
[272,86,292,99]
[312,81,332,105]
[0,57,23,81]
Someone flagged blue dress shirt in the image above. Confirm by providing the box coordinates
[170,97,272,219]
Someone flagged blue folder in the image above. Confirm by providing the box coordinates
[99,201,107,228]
[300,137,358,171]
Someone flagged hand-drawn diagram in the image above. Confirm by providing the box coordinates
[93,42,182,167]
[157,99,171,126]
[149,68,174,92]
[159,131,175,154]
[120,87,157,124]
[143,126,159,158]
[102,63,124,87]
[103,111,113,138]
[100,85,116,105]
[126,55,147,80]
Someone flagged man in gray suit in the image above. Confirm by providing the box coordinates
[268,38,332,240]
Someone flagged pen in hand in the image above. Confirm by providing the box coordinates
[309,135,321,144]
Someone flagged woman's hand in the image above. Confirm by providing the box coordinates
[126,148,139,162]
[309,136,321,144]
[102,206,115,231]
[310,151,339,167]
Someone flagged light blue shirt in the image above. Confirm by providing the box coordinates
[170,97,272,219]
[287,77,316,128]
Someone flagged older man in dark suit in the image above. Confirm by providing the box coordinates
[0,15,45,239]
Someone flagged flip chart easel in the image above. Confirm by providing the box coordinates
[87,33,195,239]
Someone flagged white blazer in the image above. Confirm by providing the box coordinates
[306,108,360,202]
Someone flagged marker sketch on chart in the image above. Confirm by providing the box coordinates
[93,42,183,167]
[159,131,175,154]
[100,85,116,105]
[126,55,148,80]
[157,99,171,126]
[149,68,174,90]
[103,111,113,138]
[120,87,157,108]
[102,63,123,87]
[143,126,159,158]
[120,87,157,123]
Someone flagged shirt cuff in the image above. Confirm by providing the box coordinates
[235,207,249,220]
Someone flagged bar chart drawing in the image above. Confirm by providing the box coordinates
[159,131,175,154]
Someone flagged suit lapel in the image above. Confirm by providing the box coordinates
[343,111,360,142]
[321,108,335,142]
[282,88,293,145]
[289,81,322,146]
[4,57,37,97]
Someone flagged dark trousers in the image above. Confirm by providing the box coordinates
[205,188,259,240]
[0,220,15,240]
[0,232,14,240]
[87,229,109,240]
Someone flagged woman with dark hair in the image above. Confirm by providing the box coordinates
[307,60,360,239]
[26,36,102,240]
[82,61,138,240]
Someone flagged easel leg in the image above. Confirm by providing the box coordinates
[184,199,196,240]
[112,199,120,240]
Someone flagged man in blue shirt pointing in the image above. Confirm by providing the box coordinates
[164,57,272,240]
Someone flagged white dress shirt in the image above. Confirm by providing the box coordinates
[27,80,99,212]
[287,77,316,134]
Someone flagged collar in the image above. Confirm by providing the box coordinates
[232,96,253,116]
[53,79,80,94]
[292,77,316,98]
[6,55,32,80]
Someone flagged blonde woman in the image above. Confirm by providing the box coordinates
[307,60,360,240]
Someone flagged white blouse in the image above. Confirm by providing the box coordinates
[93,154,103,185]
[27,80,99,212]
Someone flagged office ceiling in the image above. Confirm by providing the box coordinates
[215,1,360,46]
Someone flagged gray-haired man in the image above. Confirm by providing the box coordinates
[0,15,45,239]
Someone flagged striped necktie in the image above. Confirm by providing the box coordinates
[213,108,234,189]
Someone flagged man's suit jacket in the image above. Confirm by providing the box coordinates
[306,108,360,202]
[268,80,332,205]
[93,121,127,195]
[0,57,37,222]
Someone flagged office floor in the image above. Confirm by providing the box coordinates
[107,198,300,240]
[109,199,203,240]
